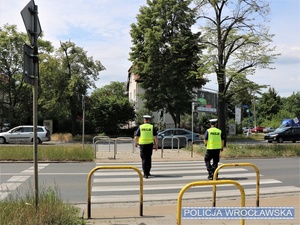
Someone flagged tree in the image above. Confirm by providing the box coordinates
[0,24,29,126]
[88,82,135,135]
[56,41,105,135]
[281,92,300,117]
[129,0,207,127]
[194,0,279,142]
[256,87,281,123]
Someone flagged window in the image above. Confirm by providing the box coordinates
[13,127,23,133]
[23,127,33,132]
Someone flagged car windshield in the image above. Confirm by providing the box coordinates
[274,127,289,133]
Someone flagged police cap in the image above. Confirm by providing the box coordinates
[209,119,218,124]
[143,115,151,119]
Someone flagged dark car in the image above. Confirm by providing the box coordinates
[264,127,300,143]
[157,128,200,148]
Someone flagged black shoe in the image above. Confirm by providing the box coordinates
[143,174,148,179]
[207,173,213,180]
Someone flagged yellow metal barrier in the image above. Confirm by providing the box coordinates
[177,180,245,225]
[213,163,260,207]
[87,166,143,219]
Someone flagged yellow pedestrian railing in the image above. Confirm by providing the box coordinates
[213,163,260,207]
[177,180,246,225]
[87,166,143,219]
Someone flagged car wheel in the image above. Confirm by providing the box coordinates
[0,137,6,144]
[31,137,41,144]
[278,138,284,143]
[267,140,272,143]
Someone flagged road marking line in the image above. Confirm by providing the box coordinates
[8,176,30,182]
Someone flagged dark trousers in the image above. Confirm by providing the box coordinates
[139,144,153,175]
[204,149,221,174]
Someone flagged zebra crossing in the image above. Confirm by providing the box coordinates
[91,161,300,203]
[0,163,49,201]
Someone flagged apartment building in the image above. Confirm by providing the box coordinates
[126,67,218,129]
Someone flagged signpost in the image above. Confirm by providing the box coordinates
[21,0,42,209]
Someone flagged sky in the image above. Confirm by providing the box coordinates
[0,0,299,98]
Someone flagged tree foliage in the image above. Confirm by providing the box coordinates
[87,82,135,135]
[39,41,105,135]
[129,0,207,127]
[256,87,281,123]
[194,0,279,140]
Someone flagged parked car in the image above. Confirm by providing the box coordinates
[264,127,300,143]
[263,127,276,133]
[157,128,200,148]
[251,126,265,133]
[0,125,51,144]
[242,127,253,133]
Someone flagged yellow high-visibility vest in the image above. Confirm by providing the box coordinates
[138,124,154,144]
[206,127,222,149]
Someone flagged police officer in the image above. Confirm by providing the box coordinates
[134,115,158,179]
[203,119,224,180]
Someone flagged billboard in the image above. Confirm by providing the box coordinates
[196,90,218,113]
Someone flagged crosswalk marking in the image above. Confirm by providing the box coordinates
[90,161,300,203]
[91,186,300,203]
[0,164,50,201]
[92,179,281,192]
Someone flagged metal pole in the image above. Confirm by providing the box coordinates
[33,4,39,209]
[82,95,85,150]
[191,102,194,157]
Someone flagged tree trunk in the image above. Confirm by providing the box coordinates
[217,71,227,146]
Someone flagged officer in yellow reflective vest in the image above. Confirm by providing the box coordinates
[203,119,224,180]
[134,115,158,179]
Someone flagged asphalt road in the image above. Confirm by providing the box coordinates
[1,158,299,204]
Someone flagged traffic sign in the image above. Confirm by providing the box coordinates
[23,44,35,85]
[21,0,42,46]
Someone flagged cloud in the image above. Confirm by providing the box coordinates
[0,0,299,97]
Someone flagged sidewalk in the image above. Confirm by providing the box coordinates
[80,148,299,225]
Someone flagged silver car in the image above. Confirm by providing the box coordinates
[157,128,201,148]
[0,125,51,144]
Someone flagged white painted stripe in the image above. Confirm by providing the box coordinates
[93,172,257,182]
[21,169,34,174]
[7,176,30,182]
[96,161,207,166]
[92,179,280,192]
[93,168,248,176]
[0,183,22,191]
[0,192,10,201]
[91,186,300,203]
[21,164,49,174]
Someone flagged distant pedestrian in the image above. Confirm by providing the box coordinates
[203,119,224,180]
[134,115,158,179]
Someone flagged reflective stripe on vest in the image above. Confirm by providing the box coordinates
[138,124,154,144]
[206,127,222,149]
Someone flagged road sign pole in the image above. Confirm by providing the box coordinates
[21,0,42,209]
[33,3,39,209]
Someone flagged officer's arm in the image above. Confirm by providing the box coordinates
[134,128,140,147]
[134,136,139,147]
[203,130,208,146]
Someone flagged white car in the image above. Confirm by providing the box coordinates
[0,125,51,144]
